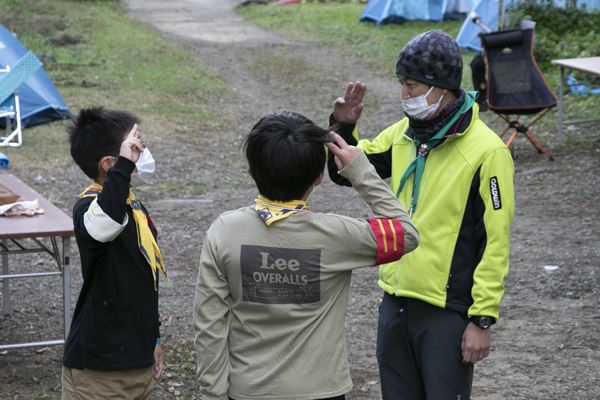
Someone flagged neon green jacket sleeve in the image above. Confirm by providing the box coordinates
[469,147,515,320]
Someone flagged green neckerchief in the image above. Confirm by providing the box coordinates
[396,91,477,213]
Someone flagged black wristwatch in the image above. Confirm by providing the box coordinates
[470,316,495,329]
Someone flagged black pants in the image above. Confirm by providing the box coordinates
[376,294,473,400]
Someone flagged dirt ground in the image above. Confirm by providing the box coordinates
[1,1,599,399]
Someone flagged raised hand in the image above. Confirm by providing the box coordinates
[119,123,144,164]
[326,132,362,170]
[333,81,367,124]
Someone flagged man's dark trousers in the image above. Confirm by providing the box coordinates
[377,293,474,400]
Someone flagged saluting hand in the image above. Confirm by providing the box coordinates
[119,123,144,164]
[333,81,367,124]
[326,132,362,170]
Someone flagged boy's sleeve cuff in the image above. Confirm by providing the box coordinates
[113,156,136,175]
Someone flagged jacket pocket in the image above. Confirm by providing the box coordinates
[82,297,132,353]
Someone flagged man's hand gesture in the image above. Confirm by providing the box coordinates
[333,81,367,125]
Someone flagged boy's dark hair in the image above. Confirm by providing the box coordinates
[68,107,140,179]
[244,111,331,201]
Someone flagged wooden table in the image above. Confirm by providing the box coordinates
[551,57,600,141]
[0,174,74,350]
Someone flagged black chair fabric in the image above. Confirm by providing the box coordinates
[480,29,557,115]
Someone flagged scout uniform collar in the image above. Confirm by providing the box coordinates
[254,195,310,226]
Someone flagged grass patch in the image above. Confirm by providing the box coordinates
[239,4,466,78]
[0,0,227,169]
[0,0,225,123]
[0,0,227,162]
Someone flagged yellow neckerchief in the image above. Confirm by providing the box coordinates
[81,182,167,290]
[254,195,309,226]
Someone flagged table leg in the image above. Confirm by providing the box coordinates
[558,66,565,142]
[2,240,8,315]
[62,237,71,339]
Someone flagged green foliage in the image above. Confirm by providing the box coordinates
[508,1,600,71]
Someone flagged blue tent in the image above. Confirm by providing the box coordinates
[360,0,477,24]
[0,25,69,127]
[456,0,600,52]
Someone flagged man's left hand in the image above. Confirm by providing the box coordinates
[153,344,165,379]
[333,81,367,125]
[461,322,491,364]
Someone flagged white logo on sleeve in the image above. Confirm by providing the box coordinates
[489,177,502,210]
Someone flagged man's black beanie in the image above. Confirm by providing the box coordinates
[396,29,463,91]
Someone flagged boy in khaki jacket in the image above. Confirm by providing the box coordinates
[193,111,419,400]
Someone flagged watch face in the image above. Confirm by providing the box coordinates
[479,317,492,329]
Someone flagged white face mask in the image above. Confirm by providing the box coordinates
[401,86,444,120]
[131,148,155,187]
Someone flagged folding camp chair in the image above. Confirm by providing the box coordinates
[480,29,557,160]
[0,51,43,147]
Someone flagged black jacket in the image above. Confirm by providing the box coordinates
[62,157,160,370]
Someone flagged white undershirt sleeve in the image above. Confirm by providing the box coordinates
[83,197,129,243]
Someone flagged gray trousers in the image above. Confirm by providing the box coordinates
[377,294,474,400]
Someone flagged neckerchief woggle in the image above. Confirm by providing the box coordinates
[81,182,167,290]
[396,91,477,214]
[254,195,309,226]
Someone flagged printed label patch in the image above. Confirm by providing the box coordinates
[489,176,502,210]
[241,245,321,304]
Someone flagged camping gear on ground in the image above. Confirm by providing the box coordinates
[0,52,43,147]
[566,73,600,96]
[0,25,69,131]
[480,28,557,160]
[0,152,8,169]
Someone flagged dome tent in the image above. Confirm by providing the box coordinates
[0,25,70,128]
[360,0,476,24]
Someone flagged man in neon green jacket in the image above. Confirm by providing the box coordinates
[328,30,515,399]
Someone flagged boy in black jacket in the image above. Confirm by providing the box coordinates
[62,107,166,399]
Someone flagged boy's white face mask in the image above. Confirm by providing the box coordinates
[401,86,444,120]
[131,148,155,187]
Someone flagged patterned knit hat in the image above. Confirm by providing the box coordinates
[396,30,463,91]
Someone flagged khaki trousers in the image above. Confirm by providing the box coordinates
[61,366,155,400]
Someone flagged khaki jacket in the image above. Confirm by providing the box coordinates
[193,153,419,400]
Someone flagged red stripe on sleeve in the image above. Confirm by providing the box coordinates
[368,218,405,265]
[390,218,405,258]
